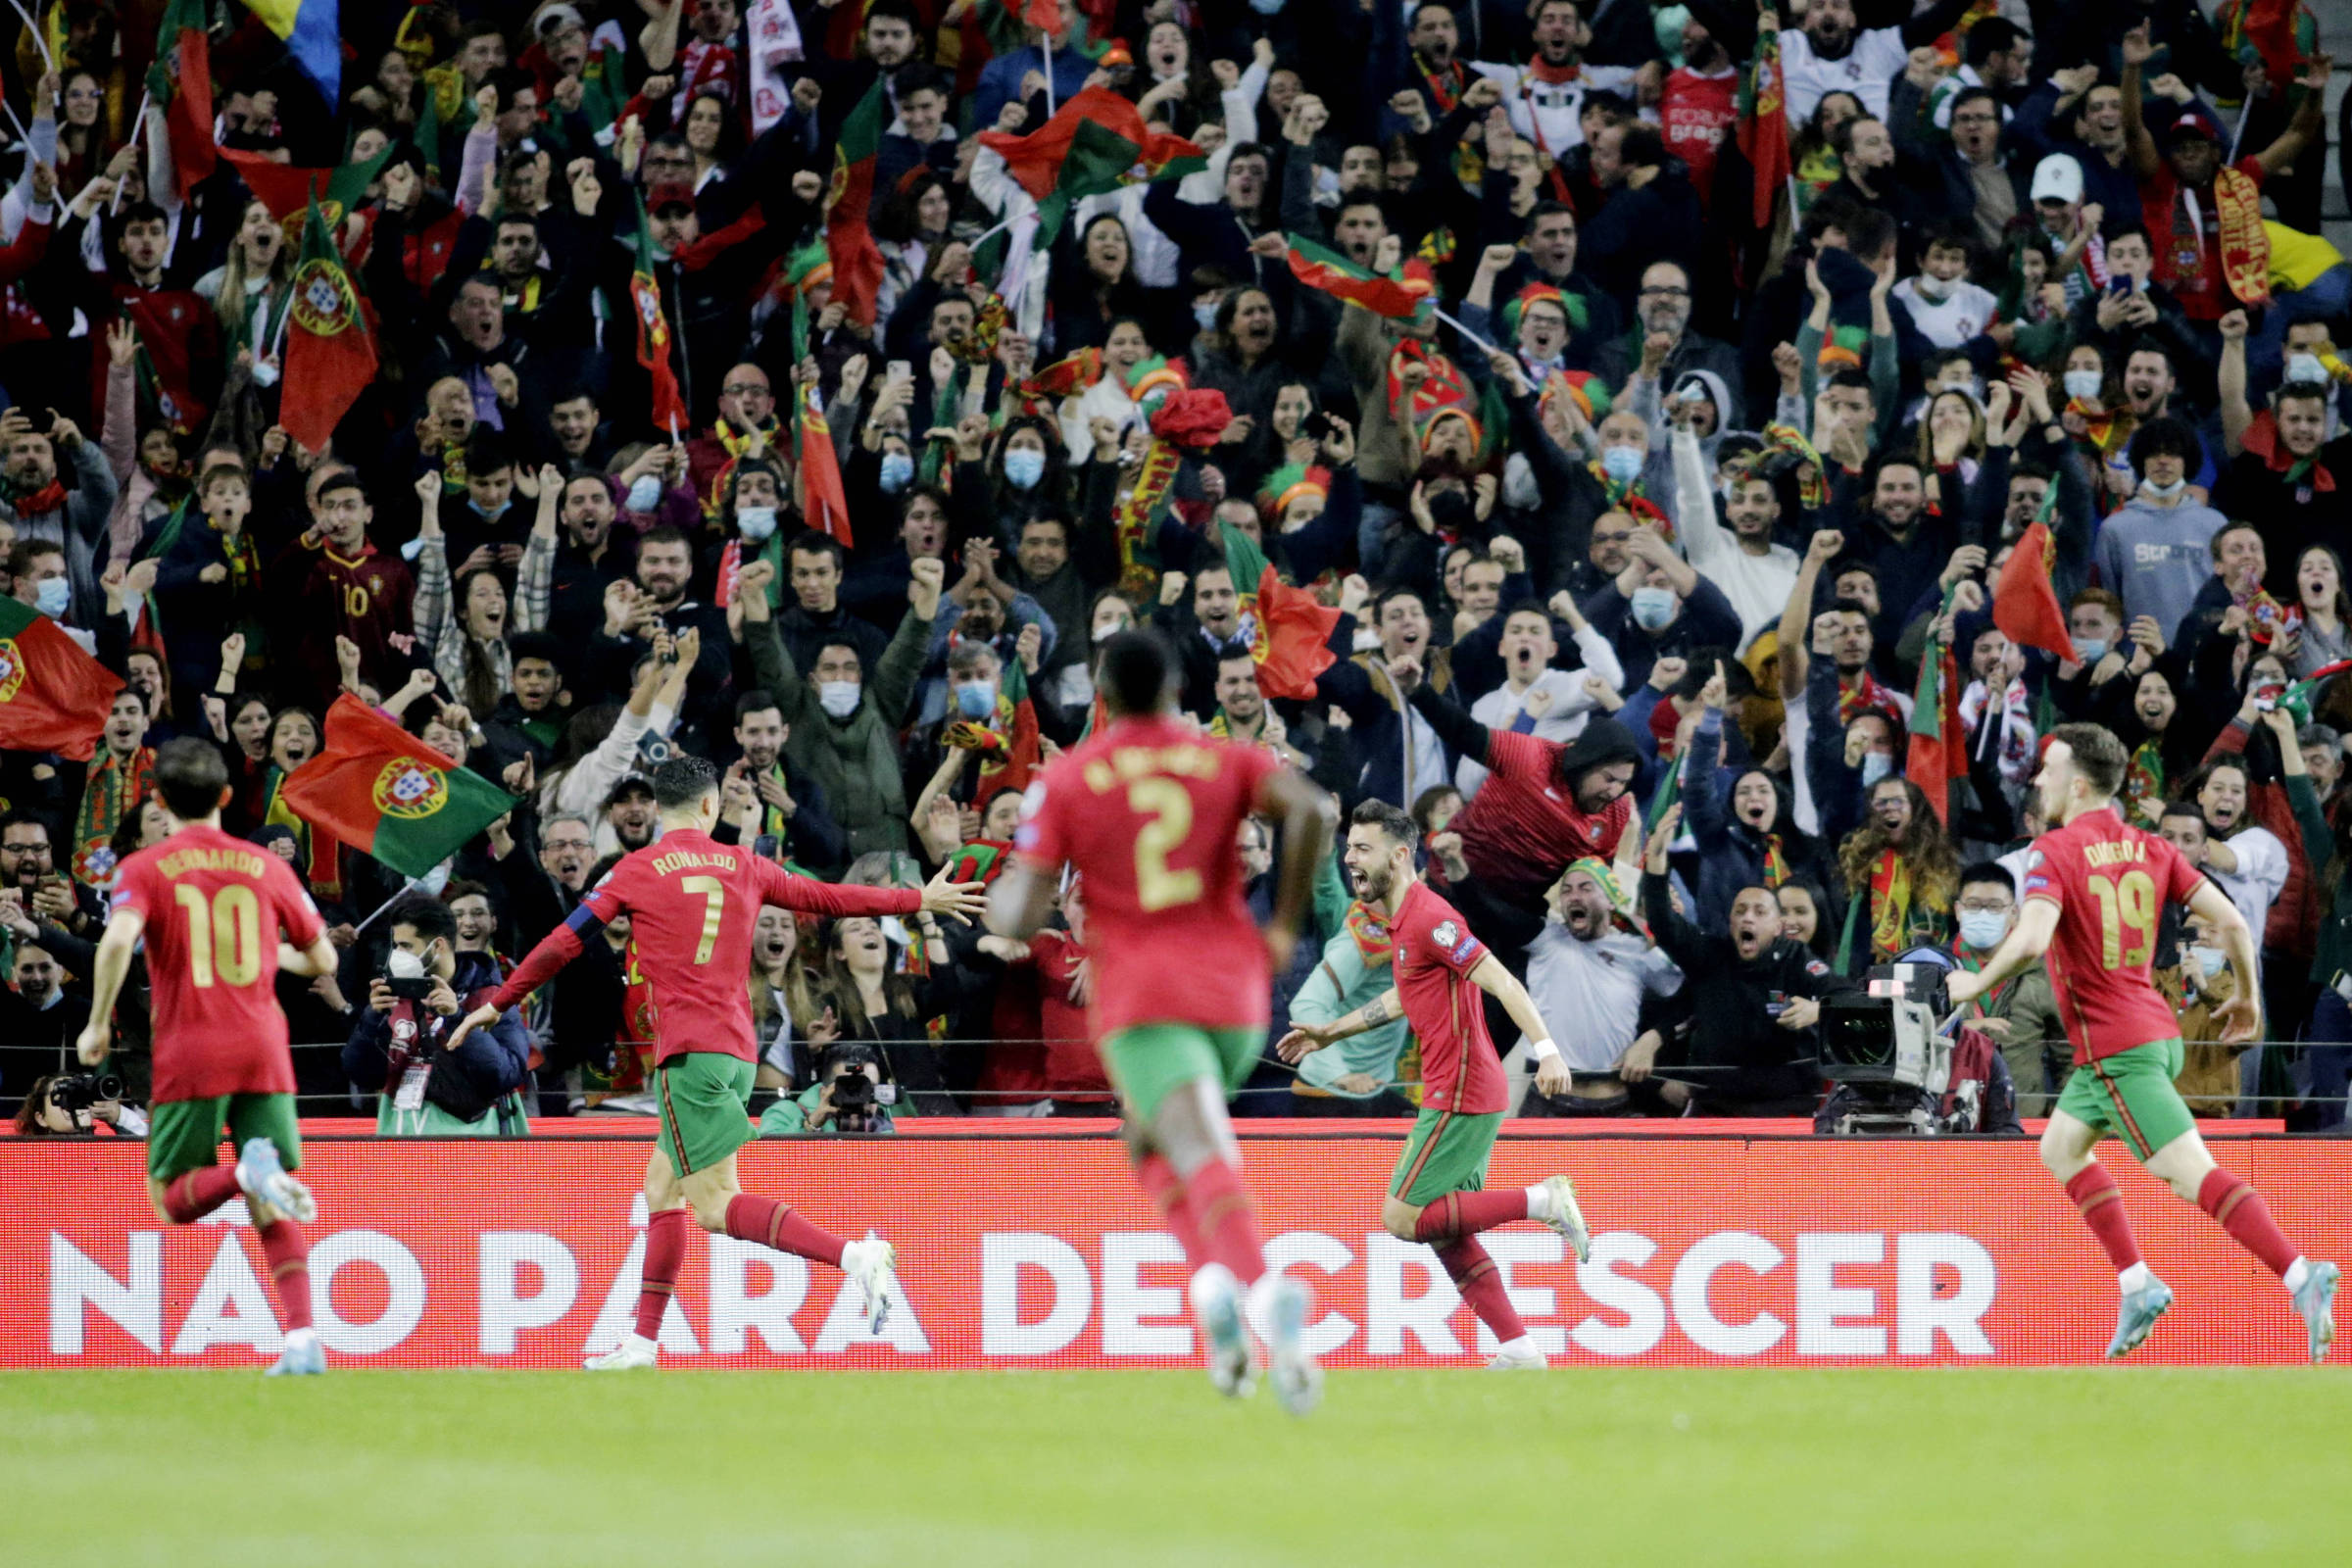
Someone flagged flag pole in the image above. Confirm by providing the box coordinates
[110,88,152,215]
[351,878,425,937]
[1043,25,1056,118]
[1431,306,1503,359]
[5,0,53,74]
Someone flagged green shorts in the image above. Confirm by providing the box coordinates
[1389,1107,1504,1205]
[146,1094,301,1185]
[2056,1038,2197,1161]
[1100,1023,1261,1124]
[656,1053,758,1177]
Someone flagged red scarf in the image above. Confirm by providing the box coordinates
[1837,669,1902,727]
[7,477,66,516]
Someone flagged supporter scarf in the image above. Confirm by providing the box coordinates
[2212,167,2273,307]
[4,475,67,516]
[1760,833,1791,889]
[1344,900,1394,964]
[2240,410,2336,491]
[1755,423,1828,508]
[1837,669,1902,728]
[1866,848,1927,963]
[1415,53,1468,114]
[1958,676,2035,783]
[2065,397,2125,457]
[1946,939,2016,1016]
[71,747,154,887]
[263,764,344,903]
[1110,437,1183,597]
[2124,738,2165,822]
[495,272,542,316]
[674,209,768,275]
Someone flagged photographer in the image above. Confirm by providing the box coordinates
[343,894,531,1137]
[11,1071,146,1138]
[758,1042,899,1138]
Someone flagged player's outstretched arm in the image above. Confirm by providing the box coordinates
[919,858,990,924]
[74,909,145,1065]
[447,912,596,1050]
[986,858,1057,942]
[1468,951,1568,1097]
[275,933,339,979]
[1946,898,2059,1006]
[1277,986,1398,1061]
[2184,877,2263,1044]
[1256,767,1340,972]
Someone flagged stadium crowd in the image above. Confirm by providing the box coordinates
[6,0,2352,1137]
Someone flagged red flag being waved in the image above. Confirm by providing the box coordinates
[630,201,689,433]
[977,87,1205,240]
[826,78,889,327]
[281,196,377,453]
[1905,590,1968,825]
[797,385,852,546]
[1993,515,2075,663]
[148,0,216,200]
[1217,519,1340,700]
[0,599,122,760]
[1283,233,1435,320]
[280,697,518,880]
[1737,16,1791,227]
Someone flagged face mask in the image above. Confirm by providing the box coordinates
[1958,909,2008,952]
[1194,302,1219,331]
[817,680,860,718]
[1601,445,1644,484]
[2073,637,2108,664]
[1859,751,1894,787]
[2138,476,2185,501]
[2287,353,2328,386]
[878,452,914,493]
[1004,448,1047,491]
[625,474,662,513]
[2062,368,2102,402]
[1629,585,1676,630]
[32,576,69,618]
[1912,274,1954,302]
[1250,0,1287,14]
[387,948,426,982]
[2190,945,2227,978]
[953,679,999,718]
[736,505,778,542]
[1092,620,1129,643]
[1939,377,1984,404]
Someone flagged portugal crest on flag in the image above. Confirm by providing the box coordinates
[292,258,359,335]
[0,637,22,703]
[372,758,450,819]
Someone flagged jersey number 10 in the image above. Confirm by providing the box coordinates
[2087,869,2158,968]
[174,884,263,988]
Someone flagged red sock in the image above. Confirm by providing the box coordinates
[2063,1165,2143,1271]
[161,1165,241,1225]
[1135,1152,1207,1266]
[724,1194,847,1268]
[634,1207,691,1341]
[1435,1238,1527,1344]
[257,1220,313,1334]
[2197,1168,2302,1278]
[1181,1158,1265,1285]
[1413,1189,1530,1244]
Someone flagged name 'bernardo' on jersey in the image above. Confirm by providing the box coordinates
[2082,840,2149,869]
[154,846,272,881]
[1082,744,1223,793]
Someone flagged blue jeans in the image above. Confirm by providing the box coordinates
[2307,987,2352,1132]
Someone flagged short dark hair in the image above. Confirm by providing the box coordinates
[2127,415,2197,472]
[152,737,230,819]
[893,63,949,99]
[639,524,692,555]
[1958,860,2016,897]
[1349,798,1416,847]
[1616,122,1667,171]
[2049,721,2129,798]
[387,890,457,946]
[734,688,783,723]
[1099,628,1177,716]
[649,754,719,808]
[1842,207,1895,263]
[509,630,564,670]
[315,469,368,504]
[788,530,846,568]
[1964,17,2022,65]
[442,877,491,907]
[464,431,514,477]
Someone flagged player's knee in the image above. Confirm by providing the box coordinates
[688,1198,731,1233]
[2036,1124,2085,1181]
[1381,1200,1421,1242]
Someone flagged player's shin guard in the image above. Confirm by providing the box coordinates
[257,1220,314,1333]
[1435,1238,1527,1345]
[1412,1190,1530,1244]
[162,1165,242,1224]
[724,1194,847,1268]
[1136,1152,1208,1266]
[1182,1159,1266,1285]
[634,1207,691,1342]
[2197,1168,2302,1277]
[2064,1165,2144,1271]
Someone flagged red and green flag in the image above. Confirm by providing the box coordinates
[630,198,690,434]
[1217,518,1340,701]
[790,289,853,546]
[147,0,216,200]
[280,696,518,879]
[947,660,1043,796]
[825,77,889,327]
[1993,509,2074,663]
[1905,587,1968,826]
[220,145,394,230]
[0,598,123,760]
[977,87,1204,242]
[1283,232,1434,320]
[1736,20,1791,228]
[281,194,378,453]
[944,838,1015,885]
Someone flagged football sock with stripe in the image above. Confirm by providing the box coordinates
[1412,1190,1530,1243]
[1182,1158,1266,1285]
[2063,1165,2143,1275]
[2195,1168,2302,1279]
[162,1165,241,1224]
[257,1220,313,1334]
[1434,1237,1527,1345]
[1135,1152,1208,1267]
[634,1207,691,1342]
[724,1194,847,1268]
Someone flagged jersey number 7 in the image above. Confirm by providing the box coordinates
[683,875,726,964]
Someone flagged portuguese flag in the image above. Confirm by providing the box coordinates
[147,0,216,200]
[977,87,1204,242]
[281,194,378,453]
[1992,507,2074,663]
[790,289,852,546]
[1904,587,1968,826]
[1736,19,1791,227]
[1283,233,1434,320]
[1217,518,1340,701]
[280,697,518,880]
[220,145,393,227]
[0,599,122,760]
[825,78,889,327]
[631,198,690,433]
[948,660,1043,796]
[944,838,1014,886]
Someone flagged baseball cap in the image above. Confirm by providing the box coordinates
[605,774,655,808]
[645,181,696,215]
[2168,114,2218,142]
[2029,153,2083,205]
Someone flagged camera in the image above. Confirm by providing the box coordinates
[1302,411,1334,444]
[818,1044,897,1133]
[1816,962,1960,1137]
[48,1071,123,1112]
[384,947,435,1003]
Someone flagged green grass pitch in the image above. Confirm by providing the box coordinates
[7,1368,2346,1564]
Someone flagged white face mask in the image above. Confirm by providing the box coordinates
[817,680,860,717]
[2286,353,2328,386]
[736,505,778,542]
[2062,368,2103,402]
[2137,476,2186,501]
[1912,274,1954,302]
[2189,944,2227,977]
[625,474,662,513]
[1501,452,1541,511]
[1957,909,2008,952]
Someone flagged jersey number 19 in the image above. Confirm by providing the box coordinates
[2088,869,2157,967]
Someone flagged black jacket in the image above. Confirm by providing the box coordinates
[342,951,530,1124]
[1643,871,1852,1114]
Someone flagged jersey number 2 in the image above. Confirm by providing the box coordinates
[1130,780,1204,912]
[2088,869,2157,967]
[174,884,261,987]
[683,875,726,964]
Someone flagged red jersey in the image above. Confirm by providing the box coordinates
[2141,156,2265,321]
[1013,714,1281,1039]
[1390,880,1506,1114]
[492,828,918,1065]
[110,823,325,1102]
[1453,729,1634,899]
[1661,67,1740,201]
[2021,806,2209,1063]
